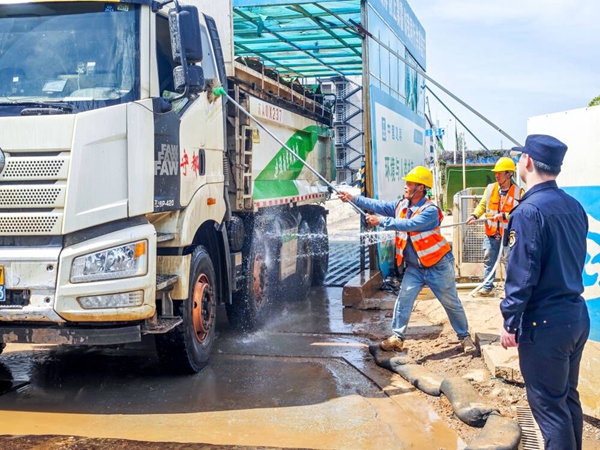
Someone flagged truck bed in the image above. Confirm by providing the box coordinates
[231,60,332,126]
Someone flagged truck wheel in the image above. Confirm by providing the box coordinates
[289,220,313,300]
[155,246,217,374]
[308,214,329,286]
[226,227,274,331]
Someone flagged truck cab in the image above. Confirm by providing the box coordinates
[0,0,332,373]
[0,0,231,373]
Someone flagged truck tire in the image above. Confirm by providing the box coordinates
[226,226,275,331]
[289,220,313,300]
[155,246,217,374]
[308,214,329,286]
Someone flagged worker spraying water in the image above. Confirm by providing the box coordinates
[339,166,476,353]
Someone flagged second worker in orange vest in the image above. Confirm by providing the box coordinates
[339,166,474,353]
[467,157,525,296]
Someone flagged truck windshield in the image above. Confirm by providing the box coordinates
[0,2,139,113]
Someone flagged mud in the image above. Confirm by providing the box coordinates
[0,435,303,450]
[0,287,465,449]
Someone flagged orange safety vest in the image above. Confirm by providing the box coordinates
[484,183,519,237]
[394,199,451,267]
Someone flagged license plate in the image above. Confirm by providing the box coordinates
[0,267,29,308]
[0,266,4,303]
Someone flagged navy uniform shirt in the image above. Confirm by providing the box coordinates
[501,180,589,333]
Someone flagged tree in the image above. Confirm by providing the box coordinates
[589,96,600,107]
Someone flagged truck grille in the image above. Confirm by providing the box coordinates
[0,213,62,234]
[0,153,69,235]
[1,155,69,180]
[0,185,65,207]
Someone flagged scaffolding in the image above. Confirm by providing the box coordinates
[331,76,363,184]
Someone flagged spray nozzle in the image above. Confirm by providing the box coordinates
[213,86,227,97]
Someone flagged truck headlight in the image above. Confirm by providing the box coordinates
[70,240,148,283]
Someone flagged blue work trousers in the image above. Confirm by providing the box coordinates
[482,235,502,291]
[392,253,470,340]
[518,312,590,450]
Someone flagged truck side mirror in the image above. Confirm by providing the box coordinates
[173,65,204,94]
[169,5,205,95]
[169,5,202,64]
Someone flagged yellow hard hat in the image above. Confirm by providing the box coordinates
[403,166,433,188]
[492,157,516,172]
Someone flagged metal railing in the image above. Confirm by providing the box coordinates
[453,188,487,276]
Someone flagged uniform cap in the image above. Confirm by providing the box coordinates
[511,134,567,167]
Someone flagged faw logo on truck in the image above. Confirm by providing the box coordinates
[155,143,179,176]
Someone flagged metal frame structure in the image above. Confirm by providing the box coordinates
[232,1,362,78]
[232,1,365,184]
[331,76,363,184]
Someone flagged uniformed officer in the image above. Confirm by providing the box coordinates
[340,166,475,353]
[501,134,590,450]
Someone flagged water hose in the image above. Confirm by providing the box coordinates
[439,217,486,228]
[210,83,367,218]
[468,244,506,297]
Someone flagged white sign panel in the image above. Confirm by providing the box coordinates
[371,87,425,201]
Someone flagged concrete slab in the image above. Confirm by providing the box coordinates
[457,297,504,336]
[342,269,383,306]
[474,332,500,348]
[356,289,396,310]
[580,340,600,418]
[417,286,436,300]
[482,344,523,383]
[344,280,434,311]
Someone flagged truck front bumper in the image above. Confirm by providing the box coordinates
[0,223,157,324]
[0,323,142,345]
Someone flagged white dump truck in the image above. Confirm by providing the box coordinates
[0,0,333,373]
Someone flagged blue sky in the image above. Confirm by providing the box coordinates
[408,0,600,151]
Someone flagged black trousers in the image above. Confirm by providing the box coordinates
[519,313,590,450]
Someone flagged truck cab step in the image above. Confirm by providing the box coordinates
[142,316,183,335]
[156,274,178,291]
[157,232,175,242]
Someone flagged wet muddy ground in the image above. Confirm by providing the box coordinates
[0,286,465,449]
[2,288,600,449]
[0,435,305,450]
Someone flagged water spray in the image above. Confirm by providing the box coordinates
[209,81,367,218]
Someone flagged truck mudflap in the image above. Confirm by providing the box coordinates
[0,325,142,346]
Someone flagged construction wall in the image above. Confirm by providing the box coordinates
[528,106,600,418]
[365,0,426,276]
